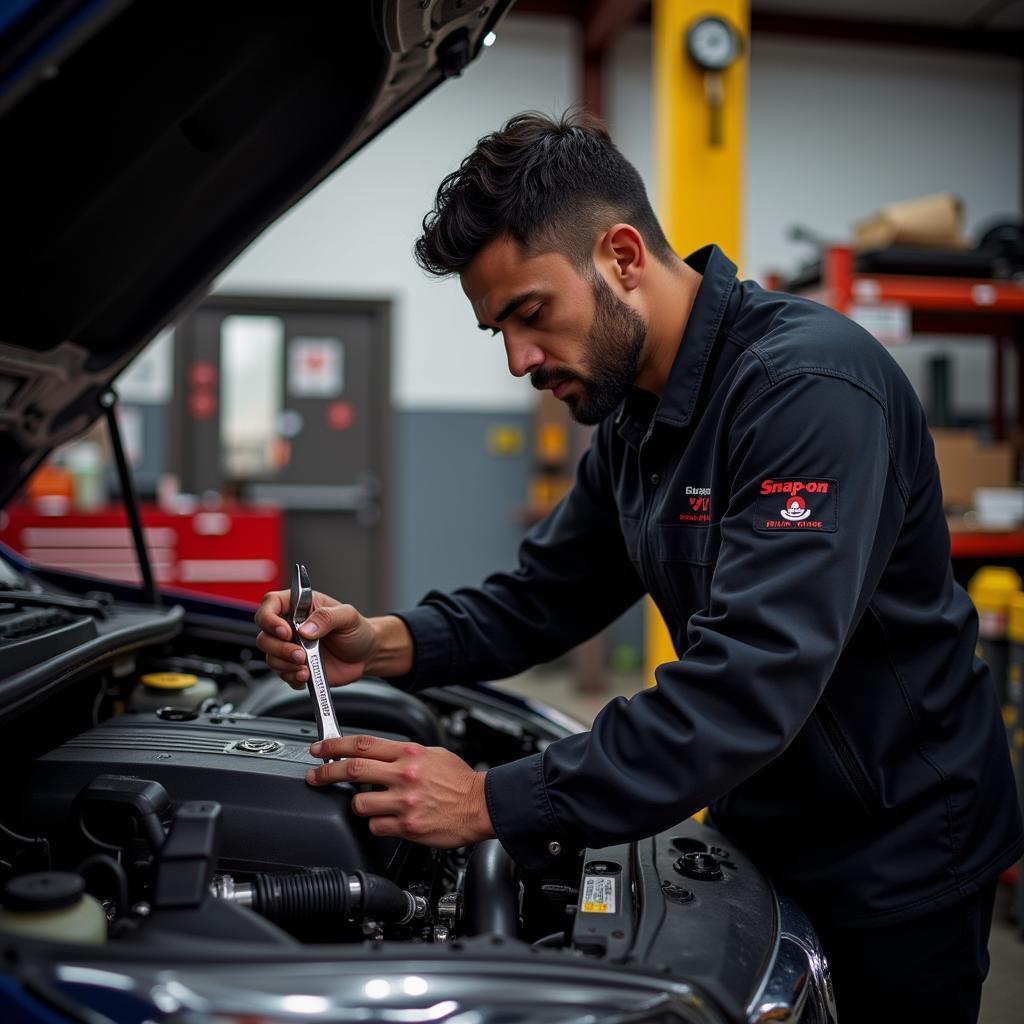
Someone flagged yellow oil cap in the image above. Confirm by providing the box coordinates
[1009,594,1024,645]
[140,672,199,691]
[968,566,1022,615]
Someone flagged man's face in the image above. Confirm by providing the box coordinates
[462,235,648,425]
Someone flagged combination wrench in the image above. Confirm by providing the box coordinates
[289,562,343,762]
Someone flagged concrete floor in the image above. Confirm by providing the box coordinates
[494,667,1024,1022]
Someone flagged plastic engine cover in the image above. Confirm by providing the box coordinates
[22,712,406,876]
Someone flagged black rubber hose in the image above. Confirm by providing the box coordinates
[249,869,412,928]
[463,839,517,937]
[359,870,415,921]
[76,854,130,914]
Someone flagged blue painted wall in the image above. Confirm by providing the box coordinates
[393,408,645,666]
[394,410,533,610]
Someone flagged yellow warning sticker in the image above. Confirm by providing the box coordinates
[580,875,616,914]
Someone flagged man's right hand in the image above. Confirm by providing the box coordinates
[255,590,383,690]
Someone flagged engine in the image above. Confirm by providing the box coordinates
[23,710,409,876]
[0,629,572,950]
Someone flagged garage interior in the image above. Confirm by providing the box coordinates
[1,0,1022,1020]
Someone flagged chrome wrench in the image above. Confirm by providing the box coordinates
[289,563,343,762]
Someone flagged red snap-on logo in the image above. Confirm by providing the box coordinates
[754,477,838,533]
[760,479,830,496]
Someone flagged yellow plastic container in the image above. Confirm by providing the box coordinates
[969,566,1023,710]
[968,566,1022,636]
[130,672,218,713]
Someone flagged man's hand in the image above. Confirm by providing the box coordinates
[254,591,413,689]
[306,735,497,848]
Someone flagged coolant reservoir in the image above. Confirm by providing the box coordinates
[131,672,218,712]
[0,872,107,944]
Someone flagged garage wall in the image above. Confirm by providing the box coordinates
[607,27,1022,421]
[213,14,578,609]
[218,15,579,414]
[201,13,1020,615]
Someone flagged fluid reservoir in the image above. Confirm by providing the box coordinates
[968,566,1022,707]
[131,672,218,713]
[0,872,106,944]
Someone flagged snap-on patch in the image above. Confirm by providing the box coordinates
[754,477,837,533]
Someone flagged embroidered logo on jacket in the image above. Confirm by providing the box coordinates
[679,485,711,523]
[754,478,837,533]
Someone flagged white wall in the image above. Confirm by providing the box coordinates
[744,37,1020,283]
[217,16,1021,419]
[216,15,579,413]
[745,38,1021,420]
[608,27,1021,419]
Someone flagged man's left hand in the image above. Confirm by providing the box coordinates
[306,735,497,848]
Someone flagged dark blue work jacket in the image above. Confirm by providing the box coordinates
[397,245,1024,931]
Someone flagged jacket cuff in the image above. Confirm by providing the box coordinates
[387,605,453,692]
[485,752,572,872]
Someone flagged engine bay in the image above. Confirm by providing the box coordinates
[0,563,588,951]
[0,563,779,1016]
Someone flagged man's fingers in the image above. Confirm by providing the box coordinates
[367,816,402,838]
[351,790,406,817]
[255,630,305,664]
[297,601,360,640]
[314,734,411,763]
[254,589,293,640]
[283,671,308,689]
[305,755,402,787]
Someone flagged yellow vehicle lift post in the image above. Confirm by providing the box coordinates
[646,0,749,683]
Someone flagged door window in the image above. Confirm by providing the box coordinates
[220,315,284,479]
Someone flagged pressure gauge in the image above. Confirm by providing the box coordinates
[686,15,740,72]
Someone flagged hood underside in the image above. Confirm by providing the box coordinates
[0,0,510,506]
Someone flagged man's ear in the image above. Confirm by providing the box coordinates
[596,224,646,292]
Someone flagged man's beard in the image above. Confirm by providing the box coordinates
[531,272,646,425]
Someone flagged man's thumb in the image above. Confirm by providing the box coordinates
[299,603,357,639]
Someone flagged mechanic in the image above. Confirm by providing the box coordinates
[256,111,1023,1021]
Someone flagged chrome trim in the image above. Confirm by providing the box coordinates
[45,957,726,1023]
[747,890,837,1023]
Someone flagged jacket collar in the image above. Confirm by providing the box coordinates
[616,244,739,445]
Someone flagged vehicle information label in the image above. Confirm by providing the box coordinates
[581,875,616,914]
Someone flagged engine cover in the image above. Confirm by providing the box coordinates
[22,711,405,875]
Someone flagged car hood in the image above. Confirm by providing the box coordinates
[0,0,511,508]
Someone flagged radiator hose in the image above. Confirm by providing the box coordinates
[211,868,428,929]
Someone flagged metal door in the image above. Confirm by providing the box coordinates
[173,296,391,613]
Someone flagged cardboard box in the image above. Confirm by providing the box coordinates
[931,429,1015,511]
[853,192,969,251]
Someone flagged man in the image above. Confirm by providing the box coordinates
[256,111,1022,1019]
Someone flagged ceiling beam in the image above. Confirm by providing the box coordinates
[511,0,587,20]
[750,10,1024,59]
[583,0,650,54]
[508,2,1022,59]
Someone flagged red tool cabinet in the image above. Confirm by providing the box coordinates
[0,504,282,606]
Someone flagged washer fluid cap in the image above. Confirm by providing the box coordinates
[2,872,84,912]
[141,672,199,690]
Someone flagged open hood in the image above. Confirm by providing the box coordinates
[0,0,511,507]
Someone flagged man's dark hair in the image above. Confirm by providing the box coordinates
[414,109,674,278]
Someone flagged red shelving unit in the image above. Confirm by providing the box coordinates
[772,245,1024,560]
[772,245,1024,441]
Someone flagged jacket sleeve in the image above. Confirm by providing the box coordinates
[391,419,646,691]
[485,370,906,870]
